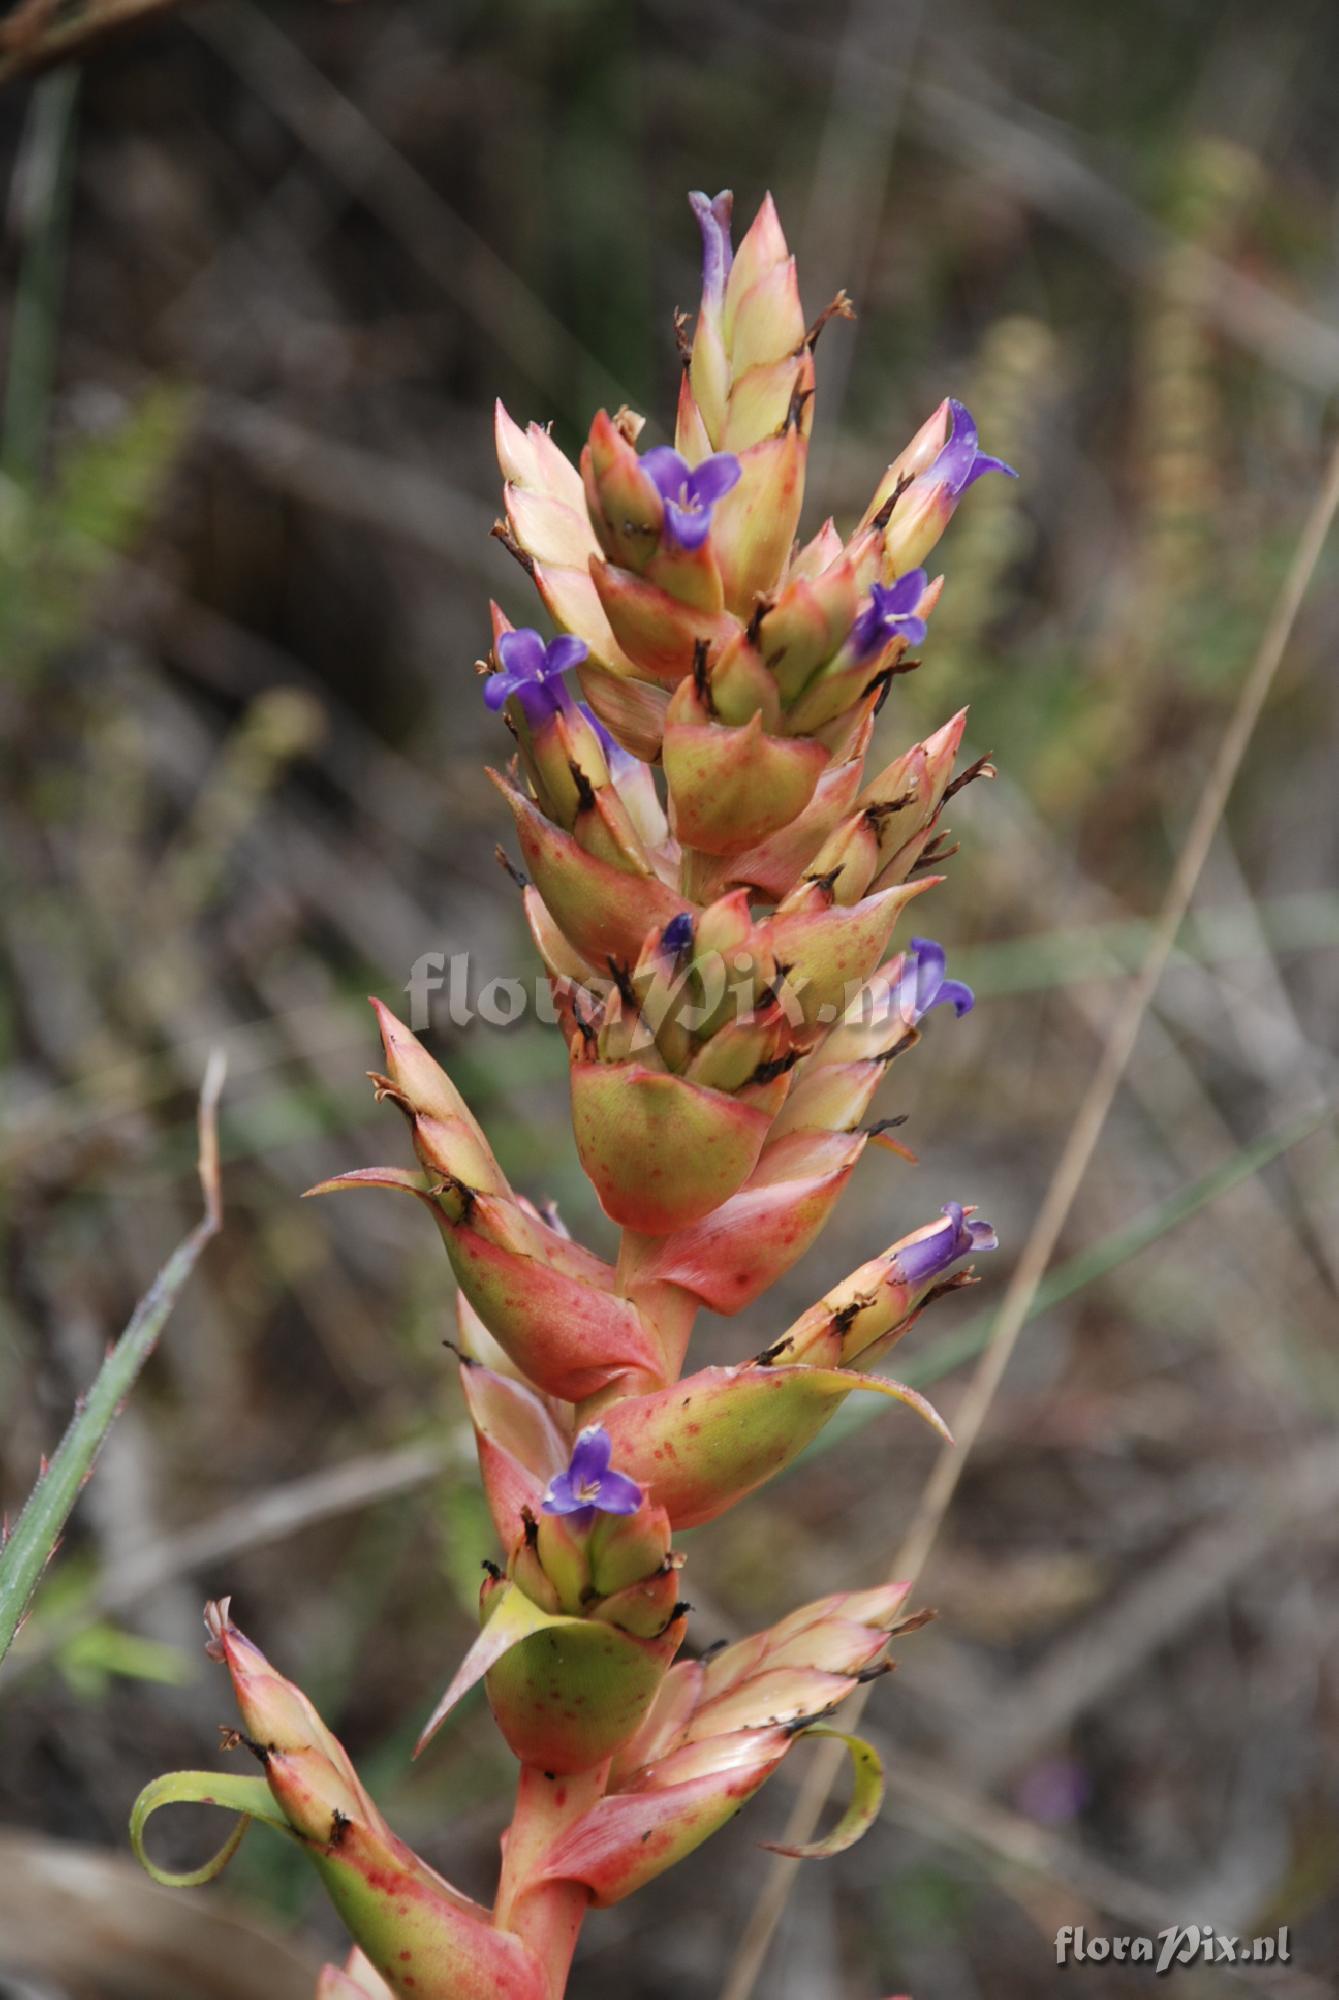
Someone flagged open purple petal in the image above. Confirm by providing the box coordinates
[689,189,734,308]
[640,447,691,502]
[545,634,590,677]
[593,1469,644,1516]
[496,628,546,681]
[542,1471,581,1515]
[483,673,519,711]
[486,629,586,726]
[689,453,742,507]
[936,978,975,1017]
[908,937,946,1006]
[543,1425,644,1523]
[883,568,928,614]
[962,451,1018,487]
[893,1202,997,1288]
[901,938,974,1021]
[852,578,929,659]
[931,401,1017,495]
[568,1425,613,1487]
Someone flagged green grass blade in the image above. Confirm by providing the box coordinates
[0,1053,225,1667]
[2,66,79,488]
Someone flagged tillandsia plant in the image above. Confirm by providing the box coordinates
[131,189,1013,1998]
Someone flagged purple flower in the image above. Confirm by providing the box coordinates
[542,1426,644,1531]
[661,911,695,959]
[894,1203,998,1288]
[927,399,1017,496]
[484,629,588,726]
[640,447,741,551]
[850,571,930,658]
[892,937,975,1026]
[689,189,734,310]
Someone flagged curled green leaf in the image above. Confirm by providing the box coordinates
[129,1768,297,1888]
[760,1727,884,1860]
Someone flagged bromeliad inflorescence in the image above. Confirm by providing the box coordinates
[132,188,1012,1999]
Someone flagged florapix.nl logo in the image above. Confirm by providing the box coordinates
[1055,1926,1290,1973]
[402,944,940,1039]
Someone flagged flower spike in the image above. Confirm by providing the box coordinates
[134,186,1014,1997]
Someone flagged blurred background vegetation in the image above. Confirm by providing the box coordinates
[2,0,1338,1994]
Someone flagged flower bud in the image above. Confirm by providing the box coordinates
[310,1159,667,1402]
[581,409,665,573]
[663,691,829,856]
[588,559,737,686]
[861,397,1016,576]
[491,768,692,967]
[569,1059,777,1234]
[495,398,644,692]
[703,627,782,724]
[759,878,935,1027]
[711,414,809,616]
[195,1605,549,2000]
[533,1585,913,1907]
[366,1000,506,1197]
[715,733,871,903]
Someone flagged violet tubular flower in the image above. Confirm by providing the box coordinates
[929,398,1017,496]
[893,1202,998,1287]
[484,628,589,725]
[689,188,734,308]
[639,446,741,550]
[543,1425,644,1531]
[851,570,931,658]
[893,936,975,1025]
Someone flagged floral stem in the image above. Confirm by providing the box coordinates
[493,1761,608,1997]
[614,1232,698,1383]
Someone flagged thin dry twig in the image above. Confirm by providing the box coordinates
[720,434,1339,2000]
[0,0,186,84]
